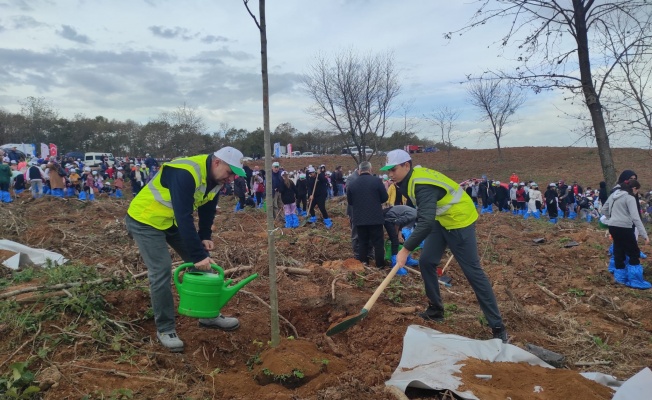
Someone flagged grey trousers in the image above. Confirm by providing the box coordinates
[420,222,504,329]
[125,214,192,333]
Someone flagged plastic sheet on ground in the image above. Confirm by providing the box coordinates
[385,325,635,399]
[0,239,68,270]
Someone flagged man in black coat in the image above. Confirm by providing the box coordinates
[347,161,389,268]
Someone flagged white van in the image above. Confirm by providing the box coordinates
[84,152,115,167]
[291,151,301,157]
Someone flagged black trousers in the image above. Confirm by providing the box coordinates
[547,201,558,218]
[357,224,385,268]
[309,196,329,219]
[383,220,400,255]
[296,195,307,210]
[609,226,640,269]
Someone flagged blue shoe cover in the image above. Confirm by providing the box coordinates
[116,189,123,198]
[608,257,615,274]
[309,216,317,223]
[626,265,652,289]
[640,251,647,259]
[609,244,613,255]
[523,212,529,220]
[324,218,333,229]
[405,256,419,267]
[549,218,557,224]
[614,268,628,285]
[395,267,408,276]
[533,211,540,219]
[284,215,292,228]
[402,227,412,240]
[78,191,87,200]
[89,193,95,201]
[512,210,518,215]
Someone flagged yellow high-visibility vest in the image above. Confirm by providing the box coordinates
[406,167,477,229]
[127,155,221,230]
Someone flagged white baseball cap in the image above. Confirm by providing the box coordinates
[380,149,412,171]
[307,166,316,173]
[213,146,246,177]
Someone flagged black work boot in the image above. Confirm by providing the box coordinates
[491,324,509,343]
[418,304,444,322]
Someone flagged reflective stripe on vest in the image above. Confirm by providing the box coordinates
[147,159,206,208]
[406,167,477,230]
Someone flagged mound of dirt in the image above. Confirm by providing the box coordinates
[457,357,614,400]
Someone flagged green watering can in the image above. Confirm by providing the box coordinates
[173,263,258,318]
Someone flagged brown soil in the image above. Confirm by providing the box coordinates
[457,357,614,400]
[0,147,651,399]
[0,249,16,264]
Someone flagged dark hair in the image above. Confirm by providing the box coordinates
[621,179,640,195]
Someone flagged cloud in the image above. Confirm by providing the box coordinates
[0,0,33,11]
[201,34,229,44]
[0,24,4,33]
[148,25,197,41]
[57,25,92,44]
[190,48,254,64]
[11,15,46,29]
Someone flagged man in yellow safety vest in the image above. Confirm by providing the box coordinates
[126,146,247,352]
[381,149,507,342]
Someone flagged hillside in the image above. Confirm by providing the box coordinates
[254,147,652,189]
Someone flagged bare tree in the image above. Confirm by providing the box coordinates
[303,49,400,163]
[243,0,280,348]
[448,1,651,187]
[597,10,652,144]
[428,106,461,169]
[467,79,525,158]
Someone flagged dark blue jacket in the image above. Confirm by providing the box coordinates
[346,173,388,226]
[271,170,283,193]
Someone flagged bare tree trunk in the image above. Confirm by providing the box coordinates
[245,0,280,347]
[573,0,617,187]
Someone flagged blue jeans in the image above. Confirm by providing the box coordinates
[337,183,345,196]
[29,180,43,198]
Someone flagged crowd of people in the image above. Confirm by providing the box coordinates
[0,149,165,202]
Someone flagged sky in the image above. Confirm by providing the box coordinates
[0,0,647,149]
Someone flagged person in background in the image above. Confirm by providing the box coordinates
[545,183,559,222]
[0,159,13,203]
[295,173,308,216]
[601,179,650,289]
[383,205,418,275]
[233,174,248,212]
[271,162,283,217]
[307,165,332,228]
[347,161,388,268]
[528,183,543,216]
[279,170,299,228]
[27,160,45,199]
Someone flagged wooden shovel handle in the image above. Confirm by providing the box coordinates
[305,173,320,211]
[362,263,402,311]
[441,254,454,275]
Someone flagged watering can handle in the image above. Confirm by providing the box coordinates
[173,262,225,286]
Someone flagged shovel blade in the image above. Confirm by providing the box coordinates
[326,309,369,336]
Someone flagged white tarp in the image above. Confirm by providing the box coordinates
[385,325,641,399]
[0,239,67,270]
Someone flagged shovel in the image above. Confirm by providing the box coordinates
[326,262,403,336]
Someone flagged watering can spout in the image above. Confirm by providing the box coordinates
[225,273,259,295]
